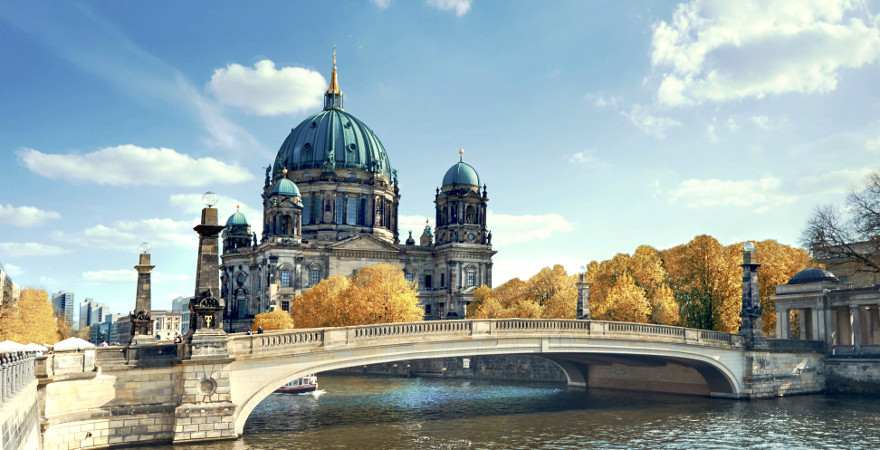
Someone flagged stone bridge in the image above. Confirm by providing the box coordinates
[33,319,825,449]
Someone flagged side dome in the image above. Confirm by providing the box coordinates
[273,109,393,180]
[442,161,480,187]
[226,210,248,227]
[272,178,301,197]
[788,268,839,285]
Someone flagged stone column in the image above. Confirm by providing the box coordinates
[798,309,808,340]
[776,306,789,339]
[130,250,155,344]
[189,206,227,350]
[851,305,863,349]
[810,307,822,343]
[739,242,763,347]
[576,272,591,320]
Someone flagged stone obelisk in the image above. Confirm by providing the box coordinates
[130,245,155,344]
[576,271,591,320]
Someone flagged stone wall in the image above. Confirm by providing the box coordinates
[1,353,39,450]
[332,355,568,384]
[588,362,713,396]
[742,350,826,398]
[825,358,880,394]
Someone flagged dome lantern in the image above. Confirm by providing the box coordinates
[324,47,343,110]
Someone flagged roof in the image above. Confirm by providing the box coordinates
[273,108,393,180]
[442,161,480,187]
[226,210,248,226]
[272,178,301,197]
[787,267,839,285]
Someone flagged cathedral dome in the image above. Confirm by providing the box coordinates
[273,109,393,180]
[272,177,301,197]
[442,161,480,187]
[226,210,248,227]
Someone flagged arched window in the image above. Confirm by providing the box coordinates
[335,196,344,224]
[309,267,321,287]
[465,267,477,288]
[280,270,292,288]
[346,197,357,225]
[302,197,312,225]
[466,205,475,224]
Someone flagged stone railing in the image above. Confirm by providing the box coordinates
[227,319,742,357]
[0,352,36,403]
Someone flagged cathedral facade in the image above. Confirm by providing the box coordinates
[220,55,495,332]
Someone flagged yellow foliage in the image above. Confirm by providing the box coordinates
[293,263,423,328]
[0,288,62,344]
[471,265,576,319]
[593,273,651,322]
[252,308,295,331]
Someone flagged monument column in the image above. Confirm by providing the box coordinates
[188,192,227,348]
[130,243,155,344]
[851,305,863,349]
[739,242,764,347]
[576,271,591,320]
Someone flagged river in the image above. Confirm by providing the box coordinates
[147,374,880,449]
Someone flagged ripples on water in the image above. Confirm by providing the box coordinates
[151,375,880,449]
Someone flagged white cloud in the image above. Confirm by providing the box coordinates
[372,0,392,9]
[568,151,604,168]
[652,0,880,106]
[667,177,797,212]
[19,145,253,187]
[487,212,574,246]
[80,218,196,251]
[2,263,23,277]
[799,167,877,194]
[0,204,60,227]
[866,136,880,153]
[208,60,327,116]
[399,215,433,238]
[427,0,472,16]
[82,269,191,284]
[587,93,622,109]
[0,242,69,257]
[622,104,681,139]
[169,193,263,237]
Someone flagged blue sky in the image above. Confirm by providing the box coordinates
[2,0,879,319]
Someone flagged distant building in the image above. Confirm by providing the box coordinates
[111,315,131,345]
[0,262,17,307]
[90,313,119,345]
[171,296,192,334]
[79,298,106,330]
[151,310,183,341]
[52,291,75,326]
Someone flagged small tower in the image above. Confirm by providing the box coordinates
[740,241,764,347]
[130,242,155,344]
[434,147,488,246]
[405,231,416,246]
[263,168,303,244]
[222,205,252,253]
[190,192,226,338]
[419,220,433,246]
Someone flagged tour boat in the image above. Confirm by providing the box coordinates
[275,375,318,394]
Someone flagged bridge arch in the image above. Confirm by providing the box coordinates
[227,321,744,435]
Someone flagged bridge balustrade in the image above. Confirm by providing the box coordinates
[227,319,740,357]
[0,351,36,404]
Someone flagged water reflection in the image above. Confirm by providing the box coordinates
[142,375,880,449]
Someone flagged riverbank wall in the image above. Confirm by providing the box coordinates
[825,358,880,394]
[1,352,40,450]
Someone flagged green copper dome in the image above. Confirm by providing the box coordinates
[226,210,248,227]
[273,109,393,180]
[442,161,480,187]
[272,178,301,197]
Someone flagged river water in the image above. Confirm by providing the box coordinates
[156,374,880,449]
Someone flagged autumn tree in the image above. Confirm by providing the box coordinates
[470,265,576,319]
[592,272,651,322]
[293,263,422,328]
[252,308,295,331]
[0,288,62,344]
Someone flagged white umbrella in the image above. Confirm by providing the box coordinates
[53,337,96,351]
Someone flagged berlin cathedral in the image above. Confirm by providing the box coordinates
[220,54,496,331]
